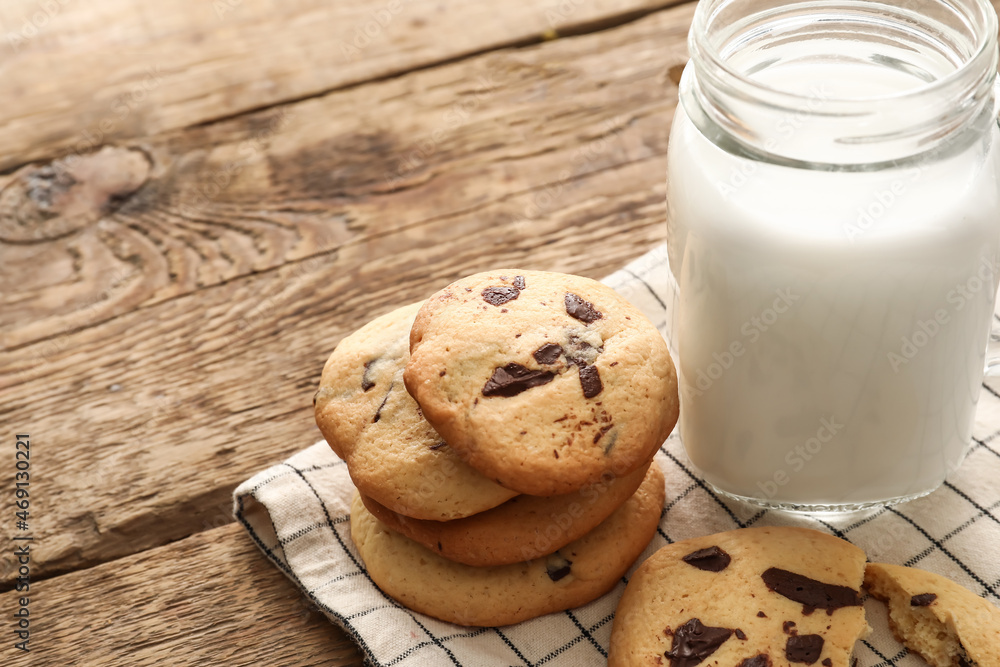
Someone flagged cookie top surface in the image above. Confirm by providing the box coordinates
[315,302,517,520]
[404,269,679,496]
[609,526,870,667]
[864,562,1000,667]
[360,458,653,567]
[350,462,665,627]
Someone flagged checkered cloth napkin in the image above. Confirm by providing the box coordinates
[234,244,1000,667]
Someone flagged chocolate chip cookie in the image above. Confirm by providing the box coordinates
[314,302,517,521]
[350,460,664,627]
[360,459,655,567]
[864,562,1000,667]
[608,527,870,666]
[404,270,679,496]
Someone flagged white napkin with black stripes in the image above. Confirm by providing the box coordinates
[234,243,1000,666]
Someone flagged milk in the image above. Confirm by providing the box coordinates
[668,61,1000,508]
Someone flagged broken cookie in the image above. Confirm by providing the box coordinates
[864,562,1000,667]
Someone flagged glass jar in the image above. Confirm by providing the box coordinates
[667,0,1000,511]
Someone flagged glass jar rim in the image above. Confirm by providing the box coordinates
[684,0,1000,167]
[689,0,999,105]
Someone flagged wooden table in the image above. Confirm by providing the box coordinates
[0,0,694,664]
[6,1,999,664]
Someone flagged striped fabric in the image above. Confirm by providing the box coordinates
[234,243,1000,666]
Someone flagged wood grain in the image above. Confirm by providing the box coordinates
[0,0,685,173]
[0,1,693,352]
[0,2,694,586]
[2,523,363,666]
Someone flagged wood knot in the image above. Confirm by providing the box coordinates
[0,146,151,243]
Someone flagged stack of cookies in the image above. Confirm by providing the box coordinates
[314,269,680,626]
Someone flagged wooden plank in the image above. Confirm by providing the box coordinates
[0,1,690,349]
[0,0,685,173]
[0,4,694,586]
[1,523,363,666]
[0,3,693,350]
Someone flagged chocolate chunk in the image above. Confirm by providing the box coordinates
[579,365,603,398]
[822,660,833,667]
[483,363,555,397]
[783,621,797,635]
[735,629,747,640]
[682,546,732,572]
[533,343,564,365]
[546,554,572,581]
[958,643,972,667]
[565,293,603,323]
[482,286,520,306]
[785,635,823,664]
[911,593,937,607]
[738,656,772,667]
[593,424,613,445]
[762,568,861,615]
[513,275,526,290]
[373,384,393,423]
[361,359,378,391]
[664,618,732,667]
[757,612,767,618]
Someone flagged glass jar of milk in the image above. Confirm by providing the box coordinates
[668,0,1000,510]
